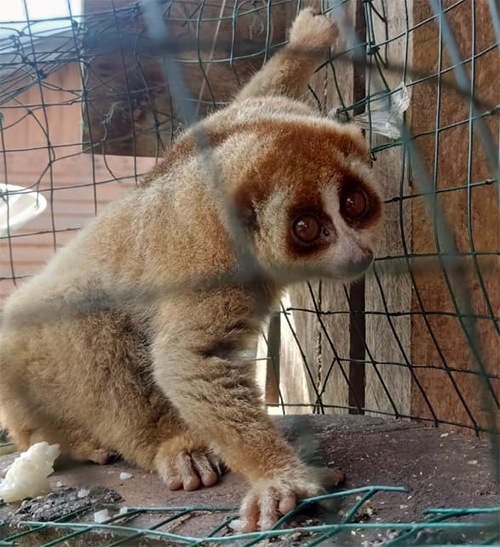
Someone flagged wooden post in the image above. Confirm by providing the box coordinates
[364,0,414,419]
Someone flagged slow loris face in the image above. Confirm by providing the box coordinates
[230,114,383,284]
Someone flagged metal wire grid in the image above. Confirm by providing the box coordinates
[261,0,499,436]
[0,1,498,545]
[0,488,499,546]
[0,0,497,432]
[0,0,295,285]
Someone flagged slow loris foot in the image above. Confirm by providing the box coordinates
[154,435,223,491]
[29,428,117,466]
[235,467,323,532]
[288,7,338,53]
[71,447,118,466]
[233,466,346,531]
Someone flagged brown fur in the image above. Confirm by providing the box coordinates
[0,9,383,532]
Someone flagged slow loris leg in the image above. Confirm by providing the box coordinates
[0,308,221,491]
[235,8,337,102]
[152,289,322,532]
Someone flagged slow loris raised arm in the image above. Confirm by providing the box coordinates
[0,9,382,532]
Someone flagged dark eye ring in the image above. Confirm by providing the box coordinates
[292,214,326,243]
[341,187,369,221]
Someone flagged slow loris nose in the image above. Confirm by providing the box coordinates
[349,248,373,275]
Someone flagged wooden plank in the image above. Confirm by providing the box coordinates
[313,2,359,416]
[278,287,321,414]
[315,281,352,414]
[0,65,149,309]
[364,1,414,419]
[409,0,499,433]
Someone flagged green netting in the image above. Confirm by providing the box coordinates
[0,0,498,545]
[1,488,499,546]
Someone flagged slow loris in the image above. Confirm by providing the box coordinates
[0,9,382,532]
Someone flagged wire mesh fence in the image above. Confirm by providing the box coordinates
[1,488,499,547]
[0,0,498,545]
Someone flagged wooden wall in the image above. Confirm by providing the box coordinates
[260,0,499,434]
[408,0,499,432]
[0,63,155,308]
[82,0,299,157]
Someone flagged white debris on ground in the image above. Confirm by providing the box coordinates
[0,442,60,502]
[7,486,122,524]
[228,518,242,531]
[119,472,133,480]
[93,508,110,523]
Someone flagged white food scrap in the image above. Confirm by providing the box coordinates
[93,508,110,523]
[119,472,133,480]
[0,442,60,503]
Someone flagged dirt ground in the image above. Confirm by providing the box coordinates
[0,415,498,546]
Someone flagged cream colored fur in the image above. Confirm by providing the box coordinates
[0,9,382,532]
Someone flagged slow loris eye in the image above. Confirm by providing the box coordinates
[292,214,323,243]
[341,188,368,221]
